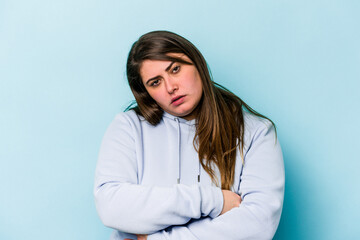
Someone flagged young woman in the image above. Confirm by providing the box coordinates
[94,31,285,240]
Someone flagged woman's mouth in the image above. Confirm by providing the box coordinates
[171,95,185,106]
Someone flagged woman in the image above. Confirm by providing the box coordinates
[94,30,285,240]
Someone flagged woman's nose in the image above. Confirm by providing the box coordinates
[165,77,178,94]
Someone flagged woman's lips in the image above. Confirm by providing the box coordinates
[171,95,185,106]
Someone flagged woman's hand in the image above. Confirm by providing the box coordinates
[124,234,147,240]
[136,234,147,240]
[220,190,242,215]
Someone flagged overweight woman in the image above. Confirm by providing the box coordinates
[94,30,285,240]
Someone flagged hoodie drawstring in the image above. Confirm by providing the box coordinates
[174,117,201,184]
[175,118,181,184]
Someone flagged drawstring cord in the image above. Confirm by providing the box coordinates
[175,118,181,184]
[175,117,201,184]
[198,161,201,183]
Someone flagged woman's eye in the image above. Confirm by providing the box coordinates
[172,65,180,73]
[150,79,160,87]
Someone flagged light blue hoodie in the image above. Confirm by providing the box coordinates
[94,110,284,240]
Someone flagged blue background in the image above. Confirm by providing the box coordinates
[1,0,359,239]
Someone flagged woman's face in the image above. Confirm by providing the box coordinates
[140,53,203,120]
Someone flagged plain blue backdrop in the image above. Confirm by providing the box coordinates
[1,0,359,239]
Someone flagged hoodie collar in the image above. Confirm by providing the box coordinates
[162,111,196,126]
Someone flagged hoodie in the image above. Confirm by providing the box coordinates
[94,110,284,240]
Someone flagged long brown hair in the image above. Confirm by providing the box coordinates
[126,30,275,190]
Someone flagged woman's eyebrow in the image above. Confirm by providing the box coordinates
[145,61,175,85]
[165,61,175,72]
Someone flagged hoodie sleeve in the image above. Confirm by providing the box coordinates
[146,119,285,240]
[93,113,223,234]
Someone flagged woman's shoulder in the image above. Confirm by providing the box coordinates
[243,111,274,130]
[242,111,276,144]
[111,109,161,132]
[102,110,147,141]
[105,110,143,134]
[113,109,146,124]
[241,111,279,155]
